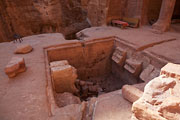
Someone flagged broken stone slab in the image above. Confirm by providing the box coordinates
[4,57,26,78]
[50,60,69,68]
[112,47,127,67]
[160,63,180,80]
[56,92,81,108]
[14,44,33,54]
[122,85,143,103]
[132,63,180,120]
[51,64,78,93]
[140,64,160,83]
[124,59,142,77]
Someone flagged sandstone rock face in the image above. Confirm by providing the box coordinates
[122,85,143,103]
[0,0,89,42]
[14,44,33,54]
[4,57,26,78]
[56,92,81,108]
[132,63,180,120]
[50,61,78,93]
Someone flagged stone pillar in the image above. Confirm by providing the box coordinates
[152,0,176,32]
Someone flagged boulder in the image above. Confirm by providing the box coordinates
[4,57,26,78]
[132,63,180,120]
[14,44,33,54]
[56,92,81,108]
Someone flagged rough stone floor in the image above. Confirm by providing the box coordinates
[0,26,180,120]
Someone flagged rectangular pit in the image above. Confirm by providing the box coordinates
[44,36,163,113]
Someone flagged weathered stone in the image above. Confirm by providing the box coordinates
[50,60,69,68]
[0,0,89,42]
[132,63,180,120]
[14,44,33,54]
[4,57,26,78]
[140,64,160,83]
[124,59,142,77]
[56,92,81,108]
[51,65,78,93]
[160,63,180,80]
[122,85,143,103]
[112,47,127,67]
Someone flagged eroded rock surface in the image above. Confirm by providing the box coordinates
[0,0,89,42]
[132,63,180,120]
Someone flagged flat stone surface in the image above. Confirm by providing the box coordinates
[0,33,72,120]
[93,90,132,120]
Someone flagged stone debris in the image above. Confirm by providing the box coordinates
[132,63,180,120]
[4,57,26,78]
[14,44,33,54]
[50,61,78,93]
[124,59,142,77]
[112,47,127,67]
[122,85,143,103]
[56,92,81,108]
[75,80,103,101]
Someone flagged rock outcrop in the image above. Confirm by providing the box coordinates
[0,0,89,42]
[132,63,180,120]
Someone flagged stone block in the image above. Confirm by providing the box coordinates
[51,64,78,93]
[14,44,33,54]
[160,63,180,80]
[112,47,127,67]
[50,60,69,68]
[122,85,143,103]
[4,57,26,78]
[124,59,142,77]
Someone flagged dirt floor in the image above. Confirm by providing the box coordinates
[0,26,180,120]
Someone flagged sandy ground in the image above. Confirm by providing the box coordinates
[0,26,180,120]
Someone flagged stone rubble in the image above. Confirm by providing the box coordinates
[4,57,26,78]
